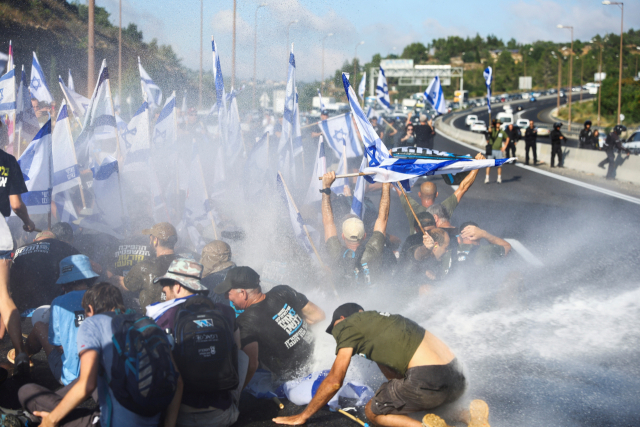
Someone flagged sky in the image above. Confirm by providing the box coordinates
[97,0,640,83]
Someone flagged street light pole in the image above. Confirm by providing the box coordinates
[87,0,95,96]
[118,0,121,107]
[321,33,333,94]
[602,1,624,124]
[353,41,364,87]
[253,3,267,110]
[232,0,236,89]
[198,0,203,110]
[558,25,573,130]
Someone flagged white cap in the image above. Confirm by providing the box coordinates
[342,218,365,242]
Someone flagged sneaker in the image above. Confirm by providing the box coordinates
[422,413,450,427]
[10,351,31,377]
[497,175,502,184]
[468,399,490,427]
[484,176,489,184]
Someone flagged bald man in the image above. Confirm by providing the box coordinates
[398,153,484,235]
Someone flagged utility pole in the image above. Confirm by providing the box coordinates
[557,25,573,130]
[87,0,95,96]
[253,3,267,110]
[557,54,562,112]
[602,1,624,124]
[598,42,603,127]
[579,55,583,102]
[231,0,236,89]
[118,0,122,107]
[198,0,203,110]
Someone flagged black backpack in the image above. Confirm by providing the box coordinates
[172,296,239,392]
[106,310,178,417]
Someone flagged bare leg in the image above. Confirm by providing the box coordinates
[364,400,422,427]
[26,321,56,357]
[0,314,5,339]
[497,167,502,178]
[0,260,25,355]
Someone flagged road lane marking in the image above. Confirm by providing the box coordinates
[505,239,544,266]
[436,129,640,206]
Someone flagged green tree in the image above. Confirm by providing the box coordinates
[401,43,428,64]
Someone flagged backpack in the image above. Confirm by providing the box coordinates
[106,310,178,417]
[172,296,239,392]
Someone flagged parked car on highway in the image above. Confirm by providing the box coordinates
[536,126,551,137]
[465,115,478,126]
[471,121,487,133]
[496,111,513,128]
[623,130,640,154]
[516,119,529,128]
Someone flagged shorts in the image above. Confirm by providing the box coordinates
[370,359,466,416]
[488,150,505,160]
[0,250,12,260]
[48,347,64,384]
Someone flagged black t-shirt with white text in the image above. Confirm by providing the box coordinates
[237,285,313,379]
[109,235,153,277]
[11,239,81,312]
[0,149,28,217]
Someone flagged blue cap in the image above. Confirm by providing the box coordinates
[56,255,99,285]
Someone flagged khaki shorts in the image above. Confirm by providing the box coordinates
[370,359,466,416]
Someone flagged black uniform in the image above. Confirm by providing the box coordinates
[523,127,538,165]
[598,131,628,180]
[579,127,593,149]
[505,126,520,158]
[550,128,564,167]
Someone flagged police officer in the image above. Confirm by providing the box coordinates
[579,120,593,149]
[550,122,565,167]
[505,123,520,159]
[524,120,538,165]
[598,125,630,180]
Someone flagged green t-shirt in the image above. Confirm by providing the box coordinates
[401,193,459,235]
[488,129,507,151]
[332,311,425,376]
[326,231,386,266]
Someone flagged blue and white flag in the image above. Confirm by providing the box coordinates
[138,57,162,108]
[292,87,303,157]
[153,92,176,146]
[358,72,367,101]
[278,46,296,156]
[74,60,119,168]
[350,154,368,219]
[332,140,348,195]
[122,102,151,172]
[91,156,126,231]
[52,102,81,195]
[375,66,391,111]
[16,66,40,145]
[18,120,52,215]
[58,76,90,125]
[29,52,53,104]
[424,76,447,115]
[317,89,325,110]
[212,38,228,146]
[282,370,375,410]
[319,112,363,159]
[277,172,315,258]
[362,148,514,183]
[483,66,492,114]
[226,90,244,166]
[0,68,16,116]
[68,69,75,92]
[304,136,327,205]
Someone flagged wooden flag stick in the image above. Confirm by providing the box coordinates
[318,172,374,180]
[337,409,369,427]
[399,185,425,235]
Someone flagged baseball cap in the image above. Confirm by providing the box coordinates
[51,222,73,243]
[153,258,208,293]
[326,303,364,335]
[200,240,234,273]
[214,266,260,295]
[142,222,177,240]
[56,255,99,285]
[342,218,365,242]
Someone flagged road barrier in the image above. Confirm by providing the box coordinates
[436,113,640,185]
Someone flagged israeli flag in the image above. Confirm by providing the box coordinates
[226,90,244,166]
[91,156,127,231]
[138,57,162,108]
[74,60,118,168]
[358,72,367,101]
[282,370,375,410]
[424,76,447,115]
[332,141,348,195]
[304,136,327,205]
[18,120,52,215]
[278,45,297,158]
[122,102,151,172]
[58,76,90,125]
[153,93,177,146]
[16,66,40,145]
[292,87,303,157]
[317,89,325,110]
[52,102,81,195]
[212,38,228,145]
[362,148,514,183]
[68,69,75,92]
[243,132,270,200]
[319,112,363,159]
[376,65,391,111]
[483,66,492,113]
[350,154,368,218]
[29,52,52,104]
[277,172,315,258]
[0,68,16,115]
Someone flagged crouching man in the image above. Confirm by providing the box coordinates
[273,304,489,427]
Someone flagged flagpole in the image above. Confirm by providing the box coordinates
[318,172,374,180]
[399,185,425,235]
[277,171,333,285]
[197,156,218,240]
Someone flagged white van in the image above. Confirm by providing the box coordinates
[465,115,478,127]
[496,112,513,129]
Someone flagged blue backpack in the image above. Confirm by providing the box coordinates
[104,310,178,417]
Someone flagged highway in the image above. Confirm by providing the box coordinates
[452,93,595,148]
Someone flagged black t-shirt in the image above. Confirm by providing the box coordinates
[73,230,121,276]
[10,239,81,312]
[109,235,153,277]
[237,285,313,379]
[201,265,234,299]
[0,149,28,217]
[413,124,434,149]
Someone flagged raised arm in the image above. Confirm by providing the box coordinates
[460,225,511,255]
[273,347,353,425]
[373,183,391,236]
[321,172,337,242]
[453,152,485,202]
[10,194,35,232]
